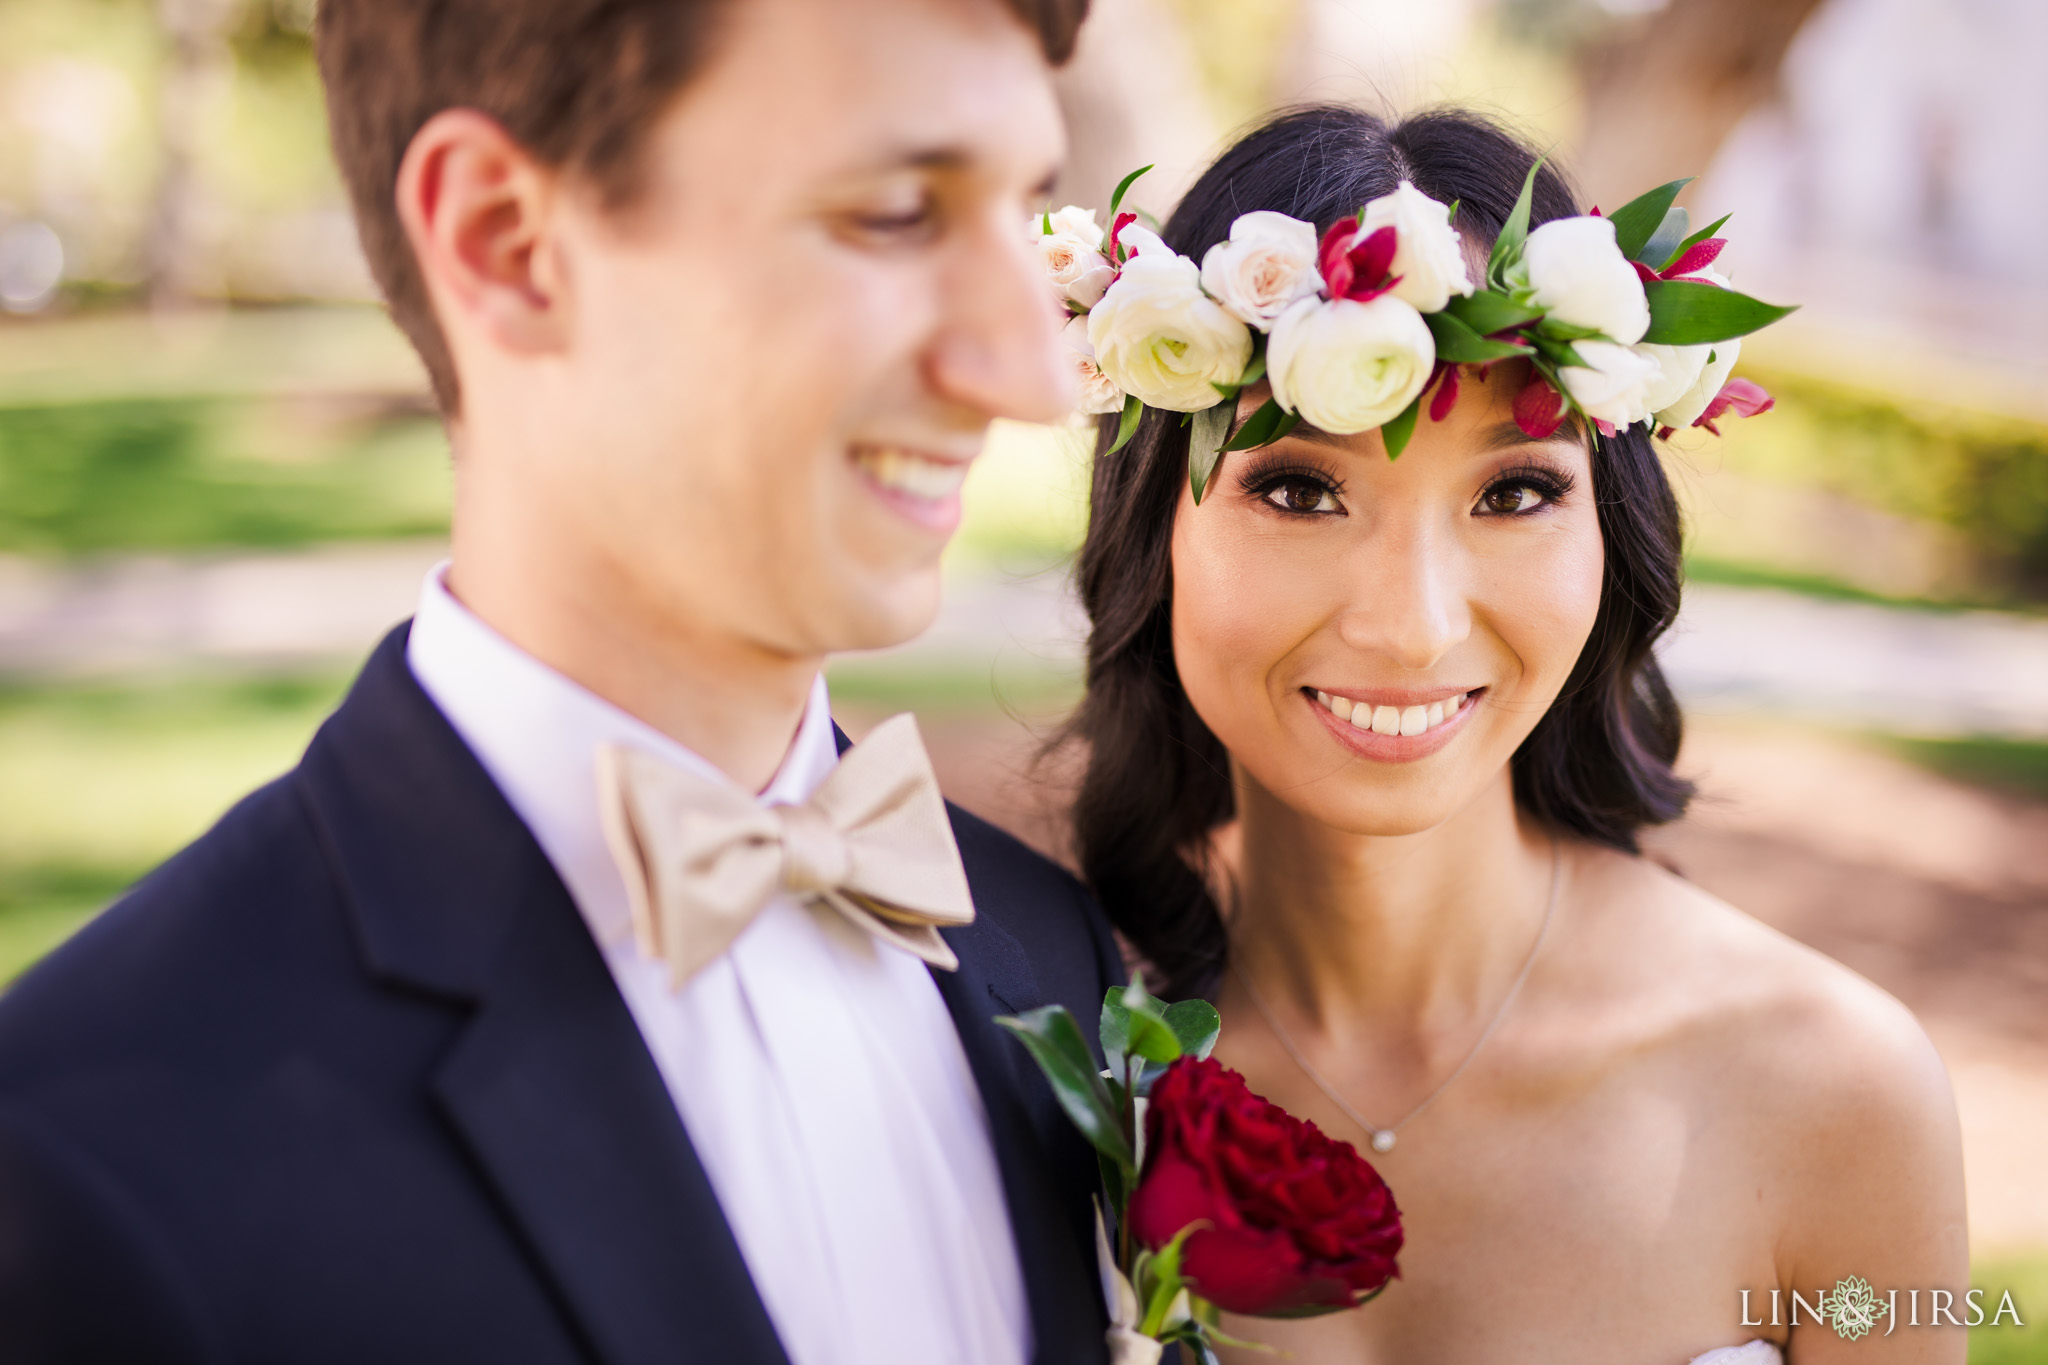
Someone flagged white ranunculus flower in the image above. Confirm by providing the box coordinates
[1358,181,1474,313]
[1087,251,1253,412]
[1061,315,1126,415]
[1031,206,1116,308]
[1512,215,1650,344]
[1199,210,1322,331]
[1654,337,1740,430]
[1634,342,1711,417]
[1556,339,1664,426]
[1267,294,1436,435]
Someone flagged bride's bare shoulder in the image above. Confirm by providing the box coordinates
[1569,841,1955,1129]
[1567,841,1968,1281]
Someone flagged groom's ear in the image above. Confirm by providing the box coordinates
[395,109,571,362]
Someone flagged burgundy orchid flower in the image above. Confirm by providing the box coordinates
[1632,235,1727,286]
[1105,210,1139,265]
[1659,376,1774,439]
[1317,220,1404,303]
[1512,372,1566,440]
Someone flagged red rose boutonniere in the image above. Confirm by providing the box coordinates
[999,979,1402,1363]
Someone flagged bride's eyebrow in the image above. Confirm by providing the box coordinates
[1479,419,1585,451]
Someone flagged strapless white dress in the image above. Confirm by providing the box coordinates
[1691,1344,1780,1364]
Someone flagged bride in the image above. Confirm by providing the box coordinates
[1065,107,1967,1363]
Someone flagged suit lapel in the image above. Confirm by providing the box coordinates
[928,933,1107,1365]
[301,626,787,1365]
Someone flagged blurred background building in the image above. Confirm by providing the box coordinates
[1,0,2045,1349]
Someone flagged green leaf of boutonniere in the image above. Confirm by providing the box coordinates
[1109,164,1154,219]
[996,1005,1136,1174]
[1606,177,1692,262]
[1380,391,1423,459]
[1105,393,1144,457]
[1441,290,1543,338]
[1188,399,1235,504]
[1163,998,1222,1061]
[1041,209,1053,236]
[1425,309,1528,363]
[1640,280,1797,345]
[1486,158,1545,289]
[1105,979,1183,1066]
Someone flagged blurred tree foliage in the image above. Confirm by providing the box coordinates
[1726,373,2048,599]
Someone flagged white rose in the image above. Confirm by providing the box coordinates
[1634,342,1711,416]
[1087,251,1253,412]
[1267,294,1436,435]
[1654,337,1741,430]
[1512,215,1650,344]
[1556,339,1664,426]
[1031,207,1117,308]
[1199,210,1321,331]
[1061,315,1126,415]
[1358,181,1473,313]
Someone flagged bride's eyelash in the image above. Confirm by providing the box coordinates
[1477,461,1576,515]
[1235,457,1345,501]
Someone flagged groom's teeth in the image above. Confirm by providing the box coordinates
[857,447,969,501]
[1315,689,1473,736]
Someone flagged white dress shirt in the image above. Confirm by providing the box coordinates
[406,566,1029,1365]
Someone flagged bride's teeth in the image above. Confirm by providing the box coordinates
[1348,701,1371,730]
[858,447,969,500]
[1330,695,1353,722]
[1370,705,1400,736]
[1427,701,1444,727]
[1399,705,1428,736]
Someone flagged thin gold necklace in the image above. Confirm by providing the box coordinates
[1231,838,1560,1154]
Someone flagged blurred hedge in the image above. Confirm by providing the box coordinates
[1721,371,2048,600]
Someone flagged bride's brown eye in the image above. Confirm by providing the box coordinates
[1482,483,1542,514]
[1265,478,1338,514]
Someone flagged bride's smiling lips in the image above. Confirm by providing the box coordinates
[851,442,976,532]
[1302,684,1486,763]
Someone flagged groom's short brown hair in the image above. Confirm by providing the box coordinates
[317,0,1089,413]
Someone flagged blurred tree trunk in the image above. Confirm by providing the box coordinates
[1572,0,1827,210]
[146,0,236,308]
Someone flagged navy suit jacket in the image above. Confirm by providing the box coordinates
[0,626,1121,1364]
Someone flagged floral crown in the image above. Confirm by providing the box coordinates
[1036,163,1794,502]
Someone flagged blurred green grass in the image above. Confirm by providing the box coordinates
[0,396,449,554]
[0,671,348,980]
[1971,1254,2048,1363]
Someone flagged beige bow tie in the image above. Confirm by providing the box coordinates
[596,713,976,989]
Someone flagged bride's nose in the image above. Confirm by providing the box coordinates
[1337,511,1472,670]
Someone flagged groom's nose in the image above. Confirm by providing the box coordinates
[924,210,1076,425]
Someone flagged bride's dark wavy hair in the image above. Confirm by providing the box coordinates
[1069,105,1693,1000]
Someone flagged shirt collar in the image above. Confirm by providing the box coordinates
[405,562,839,947]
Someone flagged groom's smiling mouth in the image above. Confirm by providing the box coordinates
[851,443,975,532]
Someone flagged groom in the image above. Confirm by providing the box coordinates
[0,1,1120,1362]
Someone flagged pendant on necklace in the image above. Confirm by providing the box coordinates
[1371,1130,1397,1153]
